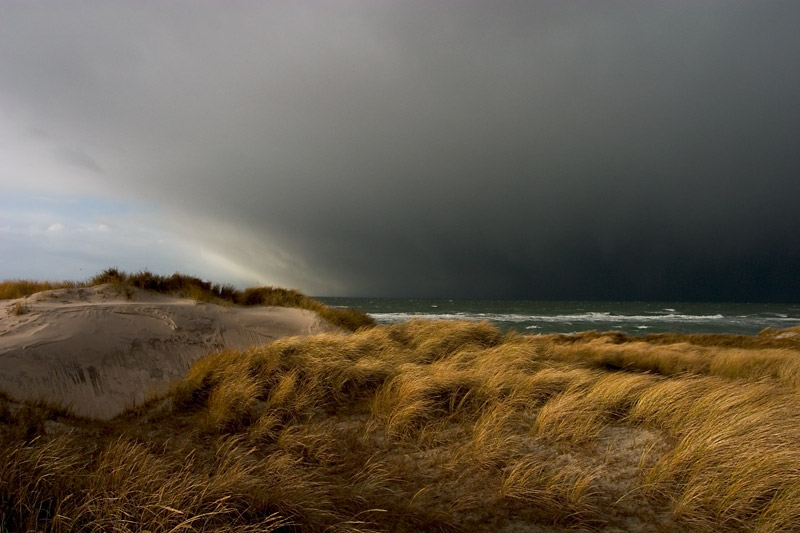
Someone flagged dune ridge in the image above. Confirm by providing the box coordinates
[0,284,338,418]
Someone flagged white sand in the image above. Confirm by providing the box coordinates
[0,284,338,419]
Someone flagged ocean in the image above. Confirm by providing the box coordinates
[316,298,800,336]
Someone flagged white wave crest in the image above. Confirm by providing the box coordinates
[369,311,729,324]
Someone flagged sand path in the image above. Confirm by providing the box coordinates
[0,284,337,418]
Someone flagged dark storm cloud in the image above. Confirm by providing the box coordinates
[2,1,799,300]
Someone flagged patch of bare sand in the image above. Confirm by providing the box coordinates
[0,284,339,418]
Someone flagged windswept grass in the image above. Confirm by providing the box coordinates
[3,321,800,530]
[0,280,83,300]
[237,286,375,332]
[540,328,800,387]
[1,268,375,332]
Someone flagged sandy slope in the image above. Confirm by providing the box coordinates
[0,284,338,418]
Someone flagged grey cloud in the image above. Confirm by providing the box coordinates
[1,1,799,300]
[58,146,104,174]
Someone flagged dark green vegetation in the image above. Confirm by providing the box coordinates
[2,319,800,531]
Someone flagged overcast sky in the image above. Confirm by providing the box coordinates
[2,1,799,301]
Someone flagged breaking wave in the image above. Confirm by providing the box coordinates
[369,311,731,324]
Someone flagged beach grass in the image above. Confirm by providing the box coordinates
[0,280,84,300]
[2,318,800,531]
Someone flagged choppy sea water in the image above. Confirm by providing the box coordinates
[316,298,800,336]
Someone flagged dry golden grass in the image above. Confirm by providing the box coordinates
[3,320,800,531]
[540,329,800,387]
[0,279,83,300]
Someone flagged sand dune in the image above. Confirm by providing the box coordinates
[0,284,338,418]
